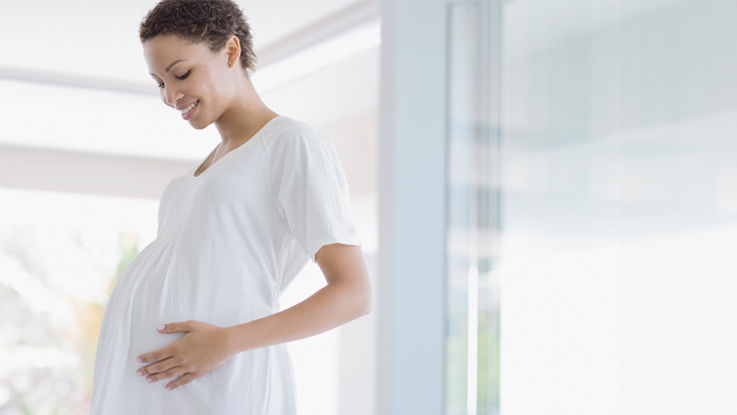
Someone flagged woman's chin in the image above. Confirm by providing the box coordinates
[188,115,211,130]
[190,121,209,130]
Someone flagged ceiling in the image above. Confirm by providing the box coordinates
[0,0,380,162]
[0,0,368,85]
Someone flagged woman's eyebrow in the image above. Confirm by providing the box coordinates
[149,59,186,76]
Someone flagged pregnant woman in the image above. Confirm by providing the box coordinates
[89,0,371,413]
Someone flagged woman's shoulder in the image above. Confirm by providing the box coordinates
[160,174,185,198]
[264,115,328,154]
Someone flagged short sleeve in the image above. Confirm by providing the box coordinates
[267,124,362,263]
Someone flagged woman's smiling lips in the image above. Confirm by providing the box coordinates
[179,100,199,120]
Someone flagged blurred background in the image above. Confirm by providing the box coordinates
[1,0,736,414]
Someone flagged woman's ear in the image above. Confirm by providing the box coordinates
[225,35,241,66]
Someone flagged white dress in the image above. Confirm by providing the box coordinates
[90,115,362,414]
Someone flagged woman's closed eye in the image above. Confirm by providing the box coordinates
[157,70,192,88]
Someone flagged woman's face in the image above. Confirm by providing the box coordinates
[143,34,232,128]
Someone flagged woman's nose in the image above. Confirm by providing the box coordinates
[163,86,182,108]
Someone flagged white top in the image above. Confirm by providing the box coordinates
[90,115,362,414]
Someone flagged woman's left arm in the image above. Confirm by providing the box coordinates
[135,243,371,390]
[226,243,372,354]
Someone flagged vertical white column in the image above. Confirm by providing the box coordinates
[377,2,448,415]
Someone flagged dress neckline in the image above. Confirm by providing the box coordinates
[190,114,283,179]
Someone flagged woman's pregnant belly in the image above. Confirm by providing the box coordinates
[124,238,273,367]
[93,237,290,412]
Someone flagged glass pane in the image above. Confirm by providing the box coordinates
[500,0,737,412]
[0,188,157,413]
[446,0,737,414]
[446,1,501,415]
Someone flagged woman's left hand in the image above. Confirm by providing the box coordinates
[136,320,234,390]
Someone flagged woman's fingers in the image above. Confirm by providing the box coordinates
[165,372,198,390]
[145,363,188,383]
[137,343,180,364]
[137,355,179,377]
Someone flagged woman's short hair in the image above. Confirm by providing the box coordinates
[139,0,257,76]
